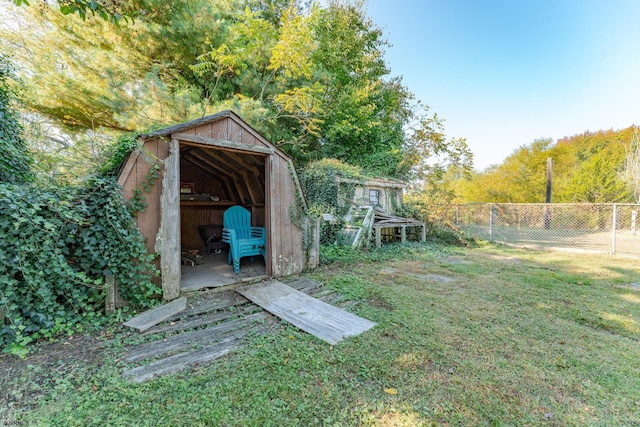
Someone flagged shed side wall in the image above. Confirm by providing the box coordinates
[120,137,169,253]
[270,155,304,276]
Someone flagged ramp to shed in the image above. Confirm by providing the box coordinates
[237,280,376,345]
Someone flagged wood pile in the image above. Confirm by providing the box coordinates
[373,207,424,227]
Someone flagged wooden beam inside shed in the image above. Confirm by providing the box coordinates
[182,153,238,201]
[215,150,265,198]
[230,173,249,203]
[222,151,262,176]
[240,170,259,203]
[175,133,274,155]
[186,150,234,177]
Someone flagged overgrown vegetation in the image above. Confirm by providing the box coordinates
[0,55,32,184]
[300,159,365,212]
[2,243,639,426]
[2,0,470,181]
[0,55,160,355]
[454,128,638,203]
[0,178,160,356]
[299,158,369,244]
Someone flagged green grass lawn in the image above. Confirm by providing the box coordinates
[3,242,640,426]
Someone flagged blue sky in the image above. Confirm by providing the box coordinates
[365,0,640,170]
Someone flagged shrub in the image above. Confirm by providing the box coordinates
[0,54,33,184]
[0,177,160,354]
[299,159,366,244]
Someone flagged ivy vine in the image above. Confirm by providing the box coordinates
[99,133,162,217]
[0,178,160,355]
[128,158,161,217]
[0,54,33,184]
[299,159,366,244]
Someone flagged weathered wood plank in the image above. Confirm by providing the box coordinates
[105,274,117,314]
[306,217,320,270]
[143,304,257,336]
[177,292,250,318]
[123,297,187,332]
[285,278,322,293]
[237,280,376,345]
[125,312,269,363]
[123,336,243,383]
[175,133,274,155]
[280,157,294,271]
[157,138,181,300]
[265,154,273,276]
[123,321,275,383]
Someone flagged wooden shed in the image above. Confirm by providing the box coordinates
[117,111,317,300]
[337,176,406,215]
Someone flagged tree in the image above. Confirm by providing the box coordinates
[2,1,221,132]
[565,151,630,202]
[309,0,411,174]
[403,106,473,184]
[622,127,640,203]
[4,0,469,184]
[13,0,137,23]
[0,55,32,183]
[453,128,636,203]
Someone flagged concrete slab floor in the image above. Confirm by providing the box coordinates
[180,251,266,291]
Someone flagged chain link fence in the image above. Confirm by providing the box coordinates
[433,203,640,257]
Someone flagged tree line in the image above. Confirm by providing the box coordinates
[449,127,639,204]
[2,0,471,182]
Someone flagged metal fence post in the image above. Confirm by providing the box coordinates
[611,203,617,254]
[433,202,640,257]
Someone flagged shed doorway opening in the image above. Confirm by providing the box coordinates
[178,143,269,290]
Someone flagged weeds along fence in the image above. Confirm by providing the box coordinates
[433,203,640,257]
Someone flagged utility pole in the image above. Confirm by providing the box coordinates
[544,157,552,229]
[546,157,552,203]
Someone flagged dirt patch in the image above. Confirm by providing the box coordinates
[443,257,471,265]
[378,267,400,275]
[487,255,522,265]
[0,333,109,418]
[416,274,455,283]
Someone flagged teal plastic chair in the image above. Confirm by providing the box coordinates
[222,206,266,273]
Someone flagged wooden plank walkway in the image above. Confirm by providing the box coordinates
[237,280,376,345]
[123,297,187,332]
[121,278,356,382]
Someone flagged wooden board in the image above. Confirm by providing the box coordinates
[125,312,269,363]
[123,297,187,332]
[122,336,242,383]
[237,280,376,345]
[122,321,274,383]
[285,278,322,293]
[142,304,256,336]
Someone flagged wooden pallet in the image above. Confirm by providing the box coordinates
[120,278,349,382]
